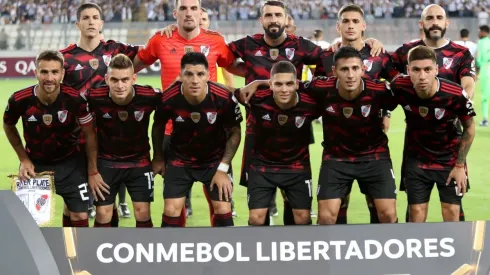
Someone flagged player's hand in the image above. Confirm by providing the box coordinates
[210,170,233,202]
[446,166,467,195]
[19,159,36,182]
[326,41,341,52]
[88,172,110,202]
[364,38,385,56]
[158,24,178,38]
[382,116,391,133]
[240,79,270,105]
[152,158,166,177]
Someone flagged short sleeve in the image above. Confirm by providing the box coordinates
[137,34,160,66]
[458,49,476,80]
[3,95,23,126]
[77,92,93,126]
[456,89,476,121]
[217,37,236,68]
[222,94,242,128]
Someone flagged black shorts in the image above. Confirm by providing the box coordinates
[403,160,468,205]
[164,165,233,202]
[239,133,255,187]
[317,159,397,200]
[34,153,89,213]
[248,170,312,210]
[94,165,154,206]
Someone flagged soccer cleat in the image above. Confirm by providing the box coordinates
[480,119,488,127]
[310,209,317,218]
[186,208,193,217]
[269,206,279,217]
[118,203,131,218]
[88,207,95,219]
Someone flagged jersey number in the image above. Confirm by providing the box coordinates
[144,172,154,190]
[305,179,312,198]
[78,183,89,201]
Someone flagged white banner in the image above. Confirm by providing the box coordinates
[10,172,56,226]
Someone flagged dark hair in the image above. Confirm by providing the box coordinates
[175,0,201,7]
[260,0,287,16]
[338,4,364,19]
[333,46,362,65]
[36,50,64,68]
[271,61,296,76]
[408,45,437,64]
[313,29,323,39]
[479,25,490,33]
[77,3,103,21]
[108,54,134,71]
[181,52,208,70]
[460,28,469,38]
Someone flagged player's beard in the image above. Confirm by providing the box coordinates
[423,25,447,41]
[182,20,198,33]
[42,81,60,95]
[264,23,285,40]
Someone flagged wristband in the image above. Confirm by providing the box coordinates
[455,164,464,168]
[218,163,229,173]
[88,171,99,176]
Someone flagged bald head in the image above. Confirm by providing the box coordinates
[419,4,448,41]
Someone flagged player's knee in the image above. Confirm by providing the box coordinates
[164,198,184,217]
[409,204,428,222]
[70,211,88,221]
[212,201,232,215]
[293,210,311,225]
[441,203,460,222]
[133,202,150,221]
[249,212,267,225]
[376,207,397,223]
[95,205,113,223]
[317,210,336,225]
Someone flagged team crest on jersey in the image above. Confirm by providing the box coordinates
[285,48,295,60]
[295,116,305,128]
[57,110,68,123]
[434,108,445,120]
[443,57,453,69]
[134,111,144,122]
[419,106,428,117]
[343,107,353,118]
[191,112,201,123]
[270,49,279,60]
[363,60,373,72]
[207,112,217,124]
[103,55,111,66]
[89,59,99,70]
[184,46,194,54]
[200,45,210,57]
[42,114,53,125]
[118,111,128,121]
[361,105,371,117]
[278,114,288,125]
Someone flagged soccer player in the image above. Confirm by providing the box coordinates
[152,52,242,227]
[454,29,477,57]
[60,2,140,225]
[315,4,399,225]
[3,50,100,227]
[84,54,158,228]
[391,46,476,222]
[234,61,318,225]
[477,25,490,126]
[305,47,398,225]
[228,0,325,225]
[392,4,475,222]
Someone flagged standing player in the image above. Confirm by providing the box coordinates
[134,0,240,226]
[305,47,398,225]
[315,4,399,225]
[3,50,100,227]
[477,25,490,126]
[228,0,325,225]
[152,52,242,227]
[454,29,477,57]
[85,54,158,228]
[60,2,141,225]
[392,4,475,221]
[391,46,476,222]
[234,61,318,225]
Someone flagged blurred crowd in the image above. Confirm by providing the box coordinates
[0,0,488,25]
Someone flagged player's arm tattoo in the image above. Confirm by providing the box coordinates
[132,55,150,73]
[461,76,475,99]
[221,125,241,165]
[456,117,475,165]
[81,123,98,174]
[151,120,165,161]
[3,123,29,162]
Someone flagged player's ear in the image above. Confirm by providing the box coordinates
[104,73,109,83]
[332,66,337,77]
[445,19,449,29]
[336,21,340,33]
[418,20,423,31]
[132,73,137,84]
[406,65,410,74]
[295,79,299,90]
[75,21,81,31]
[173,9,177,20]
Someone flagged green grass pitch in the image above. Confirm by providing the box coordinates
[1,76,489,227]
